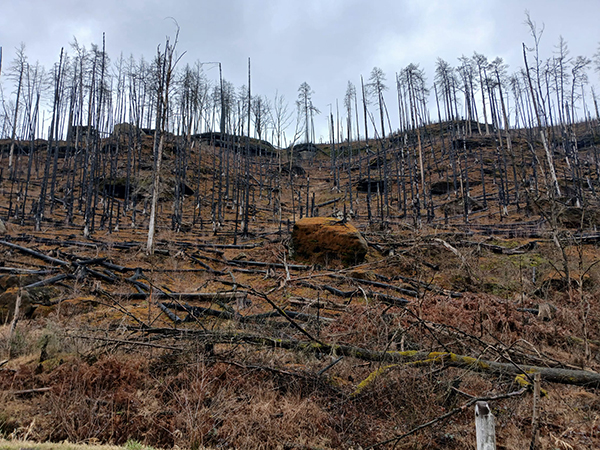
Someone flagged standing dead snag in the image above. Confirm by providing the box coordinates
[7,288,22,358]
[522,42,561,197]
[147,28,181,254]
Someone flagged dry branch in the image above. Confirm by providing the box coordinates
[8,387,53,396]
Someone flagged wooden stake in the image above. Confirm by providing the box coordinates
[530,372,541,449]
[475,401,496,450]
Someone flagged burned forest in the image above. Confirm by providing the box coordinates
[1,25,600,450]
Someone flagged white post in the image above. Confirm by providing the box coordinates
[531,373,541,449]
[475,401,496,450]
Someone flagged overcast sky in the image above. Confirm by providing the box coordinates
[1,0,599,141]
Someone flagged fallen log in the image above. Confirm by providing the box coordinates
[162,303,333,324]
[330,274,419,297]
[245,310,334,323]
[189,252,227,266]
[229,259,312,271]
[197,243,260,250]
[72,334,182,351]
[9,387,52,396]
[297,281,409,306]
[11,236,99,249]
[172,304,236,321]
[158,302,182,323]
[74,257,107,266]
[109,241,141,250]
[138,329,600,388]
[461,240,538,255]
[298,281,356,298]
[114,291,248,302]
[23,274,73,289]
[231,267,269,275]
[82,267,118,283]
[288,296,347,311]
[99,261,134,273]
[188,254,225,275]
[375,273,463,298]
[366,290,410,307]
[125,269,150,292]
[322,284,355,297]
[0,267,59,275]
[0,240,70,267]
[197,247,225,256]
[315,196,344,208]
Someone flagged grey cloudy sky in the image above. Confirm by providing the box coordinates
[1,0,599,140]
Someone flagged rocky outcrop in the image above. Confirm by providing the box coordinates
[291,217,369,266]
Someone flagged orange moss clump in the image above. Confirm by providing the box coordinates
[291,217,369,266]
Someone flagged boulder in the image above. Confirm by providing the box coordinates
[292,217,369,266]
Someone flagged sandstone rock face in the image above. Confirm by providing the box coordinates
[291,217,369,266]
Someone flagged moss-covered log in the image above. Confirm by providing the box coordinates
[139,329,600,388]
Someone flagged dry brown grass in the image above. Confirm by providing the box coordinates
[0,439,125,450]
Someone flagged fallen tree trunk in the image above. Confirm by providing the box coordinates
[228,259,312,271]
[330,274,419,297]
[196,243,260,250]
[298,280,356,298]
[115,291,248,302]
[157,302,183,323]
[0,267,59,275]
[366,290,410,307]
[9,387,53,396]
[136,329,600,388]
[161,303,333,324]
[460,240,538,255]
[0,240,70,267]
[296,281,410,306]
[315,196,344,208]
[23,274,73,289]
[376,273,463,298]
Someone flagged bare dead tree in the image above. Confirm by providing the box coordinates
[523,43,561,197]
[147,27,182,254]
[7,44,26,176]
